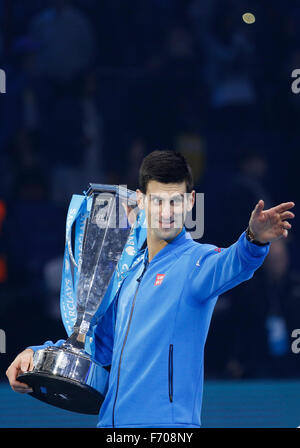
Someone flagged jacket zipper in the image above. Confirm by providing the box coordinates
[168,344,173,402]
[112,262,148,427]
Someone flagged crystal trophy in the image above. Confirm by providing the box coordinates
[17,184,138,414]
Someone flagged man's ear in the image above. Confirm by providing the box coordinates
[186,190,195,212]
[136,189,145,210]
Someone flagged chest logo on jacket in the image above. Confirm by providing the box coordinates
[154,274,165,286]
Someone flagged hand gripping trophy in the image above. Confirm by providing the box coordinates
[17,184,146,414]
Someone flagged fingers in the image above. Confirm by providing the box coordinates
[280,211,295,220]
[11,380,33,394]
[19,350,34,373]
[251,200,295,243]
[277,221,292,240]
[253,199,264,215]
[273,201,295,213]
[6,364,33,393]
[282,229,289,238]
[281,220,292,230]
[6,350,34,394]
[20,357,30,373]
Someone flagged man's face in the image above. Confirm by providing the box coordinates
[137,180,194,242]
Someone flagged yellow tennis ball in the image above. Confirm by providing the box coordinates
[242,12,255,24]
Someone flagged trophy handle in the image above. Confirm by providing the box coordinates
[67,213,88,269]
[67,237,78,268]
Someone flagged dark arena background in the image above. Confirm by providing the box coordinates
[0,0,300,428]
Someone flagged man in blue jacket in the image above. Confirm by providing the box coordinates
[7,150,295,428]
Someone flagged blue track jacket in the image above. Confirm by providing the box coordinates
[29,228,269,428]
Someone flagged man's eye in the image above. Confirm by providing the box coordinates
[151,197,182,205]
[152,198,161,205]
[172,197,183,205]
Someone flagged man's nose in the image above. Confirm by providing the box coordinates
[160,201,172,219]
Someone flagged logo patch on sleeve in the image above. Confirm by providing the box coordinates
[154,274,165,286]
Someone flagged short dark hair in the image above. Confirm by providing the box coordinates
[139,150,193,193]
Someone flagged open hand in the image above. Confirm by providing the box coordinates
[6,349,34,393]
[249,200,295,244]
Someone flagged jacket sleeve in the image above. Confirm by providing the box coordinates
[189,231,270,303]
[27,339,66,352]
[90,297,116,367]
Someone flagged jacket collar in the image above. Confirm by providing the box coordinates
[143,227,191,264]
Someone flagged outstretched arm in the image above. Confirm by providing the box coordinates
[189,200,295,303]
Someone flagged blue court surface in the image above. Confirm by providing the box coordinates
[1,380,300,428]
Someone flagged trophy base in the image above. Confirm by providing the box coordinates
[17,346,109,415]
[18,371,103,414]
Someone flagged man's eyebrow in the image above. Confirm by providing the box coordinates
[170,193,185,199]
[149,194,162,200]
[149,193,185,200]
